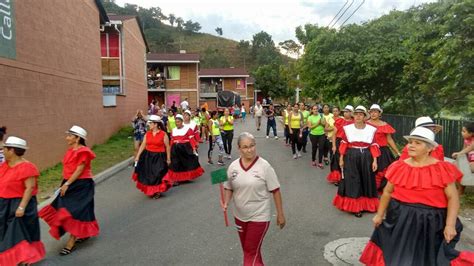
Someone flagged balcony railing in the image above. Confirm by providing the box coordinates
[148,78,166,90]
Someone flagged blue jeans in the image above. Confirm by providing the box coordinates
[266,119,277,137]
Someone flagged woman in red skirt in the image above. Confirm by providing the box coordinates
[333,106,380,217]
[367,104,400,191]
[327,105,354,185]
[39,126,100,255]
[0,137,45,265]
[360,127,474,265]
[168,114,204,182]
[132,115,171,198]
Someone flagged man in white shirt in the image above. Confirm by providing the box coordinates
[180,98,189,111]
[254,101,263,131]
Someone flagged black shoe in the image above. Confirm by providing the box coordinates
[354,212,363,218]
[334,182,339,187]
[302,149,307,153]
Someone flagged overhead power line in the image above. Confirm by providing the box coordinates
[327,0,349,27]
[330,0,355,28]
[341,0,366,27]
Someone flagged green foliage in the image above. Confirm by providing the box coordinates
[215,27,223,36]
[183,20,201,33]
[254,63,291,99]
[200,47,230,68]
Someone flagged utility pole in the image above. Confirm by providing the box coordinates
[295,74,301,103]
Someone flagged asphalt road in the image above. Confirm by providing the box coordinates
[36,117,473,265]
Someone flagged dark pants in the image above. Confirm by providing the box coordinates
[284,125,291,144]
[266,119,277,137]
[323,135,332,160]
[301,128,309,151]
[221,130,234,155]
[291,128,302,154]
[309,134,325,162]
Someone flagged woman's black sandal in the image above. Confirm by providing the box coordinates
[59,246,76,256]
[75,237,90,244]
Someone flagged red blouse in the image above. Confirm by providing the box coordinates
[0,161,40,198]
[368,122,396,147]
[145,130,166,152]
[171,126,196,148]
[386,160,462,208]
[62,146,96,180]
[399,144,445,161]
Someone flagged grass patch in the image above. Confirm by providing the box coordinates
[37,126,134,201]
[461,187,474,209]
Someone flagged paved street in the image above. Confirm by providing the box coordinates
[37,118,473,265]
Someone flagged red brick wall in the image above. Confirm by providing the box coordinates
[224,77,247,98]
[166,63,198,90]
[0,1,147,170]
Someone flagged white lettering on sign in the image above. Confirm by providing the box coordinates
[0,0,12,40]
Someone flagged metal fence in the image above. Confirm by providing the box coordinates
[383,114,472,158]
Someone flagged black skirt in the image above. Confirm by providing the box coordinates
[361,199,474,266]
[132,150,170,195]
[327,138,342,183]
[333,148,379,213]
[168,143,204,182]
[376,146,396,191]
[39,179,99,240]
[0,197,45,265]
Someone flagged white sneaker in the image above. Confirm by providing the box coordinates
[266,136,269,139]
[297,152,302,158]
[275,136,279,140]
[293,154,297,159]
[227,155,232,159]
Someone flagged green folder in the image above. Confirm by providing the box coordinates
[211,168,228,185]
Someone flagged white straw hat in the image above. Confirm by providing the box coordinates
[404,127,438,147]
[354,105,369,117]
[148,115,161,122]
[184,110,192,115]
[175,114,184,120]
[66,125,87,140]
[342,105,354,112]
[2,136,29,149]
[369,104,383,113]
[415,116,442,131]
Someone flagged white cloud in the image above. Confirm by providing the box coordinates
[115,0,436,43]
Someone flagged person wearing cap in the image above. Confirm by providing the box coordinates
[399,116,445,161]
[208,111,226,165]
[333,106,380,218]
[132,115,171,199]
[327,105,354,184]
[360,126,474,266]
[0,137,46,265]
[169,114,205,182]
[39,126,99,255]
[367,104,401,191]
[220,108,235,159]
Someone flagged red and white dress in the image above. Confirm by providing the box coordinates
[168,126,204,182]
[40,146,100,240]
[333,123,381,213]
[0,161,45,265]
[184,121,201,147]
[368,122,397,190]
[327,117,353,184]
[360,160,474,266]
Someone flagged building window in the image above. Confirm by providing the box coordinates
[167,66,180,80]
[236,78,245,90]
[100,33,120,58]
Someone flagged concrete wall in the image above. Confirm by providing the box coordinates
[0,1,147,170]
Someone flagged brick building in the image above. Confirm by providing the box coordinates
[0,1,148,169]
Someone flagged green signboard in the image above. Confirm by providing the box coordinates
[0,0,15,59]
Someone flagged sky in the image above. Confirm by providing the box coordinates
[114,0,437,43]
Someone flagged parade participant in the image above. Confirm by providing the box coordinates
[0,126,6,163]
[132,115,171,198]
[360,127,474,266]
[208,111,225,166]
[200,107,210,142]
[300,103,310,153]
[327,105,354,184]
[283,104,292,146]
[452,122,474,194]
[169,115,204,182]
[132,110,147,157]
[220,108,235,159]
[307,105,325,167]
[289,103,304,159]
[265,104,278,139]
[192,109,201,126]
[167,109,177,136]
[322,104,334,165]
[184,110,201,150]
[0,137,45,265]
[367,104,400,191]
[180,97,189,111]
[399,116,445,160]
[254,101,263,131]
[333,106,380,217]
[241,103,247,123]
[40,126,99,255]
[234,104,241,121]
[223,132,286,266]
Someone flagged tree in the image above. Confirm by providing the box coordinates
[215,27,223,36]
[251,31,281,66]
[200,47,230,68]
[254,63,289,99]
[183,20,201,33]
[176,17,184,30]
[168,14,176,26]
[237,40,252,70]
[279,39,302,58]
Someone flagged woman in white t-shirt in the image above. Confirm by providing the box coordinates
[223,132,286,266]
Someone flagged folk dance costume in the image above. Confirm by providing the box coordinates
[132,130,171,196]
[360,160,474,266]
[184,120,202,146]
[168,126,204,182]
[368,122,397,190]
[333,123,380,214]
[0,162,45,265]
[327,117,353,184]
[40,146,100,240]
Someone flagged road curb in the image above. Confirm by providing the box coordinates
[38,156,134,210]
